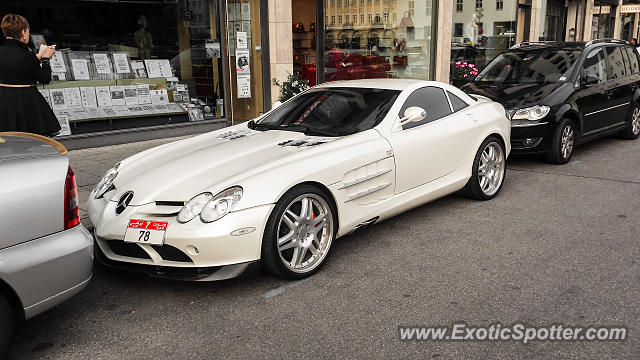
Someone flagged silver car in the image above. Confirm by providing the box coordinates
[0,132,93,357]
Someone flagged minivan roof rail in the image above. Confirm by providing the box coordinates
[586,38,630,46]
[510,41,555,49]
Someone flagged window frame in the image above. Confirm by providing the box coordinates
[581,47,607,85]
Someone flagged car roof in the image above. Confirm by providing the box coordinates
[512,40,631,52]
[0,133,66,160]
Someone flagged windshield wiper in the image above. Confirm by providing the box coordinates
[248,120,287,131]
[248,120,341,136]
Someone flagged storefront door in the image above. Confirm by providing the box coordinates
[224,0,266,124]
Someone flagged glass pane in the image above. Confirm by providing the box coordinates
[605,46,627,80]
[322,0,435,82]
[400,87,451,129]
[447,91,468,112]
[450,0,517,86]
[582,49,606,84]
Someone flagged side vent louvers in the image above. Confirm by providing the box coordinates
[278,139,325,147]
[217,130,249,140]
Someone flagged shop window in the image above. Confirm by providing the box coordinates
[456,0,463,12]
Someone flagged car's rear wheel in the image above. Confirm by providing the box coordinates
[261,185,337,279]
[0,293,15,359]
[620,104,640,140]
[546,118,575,164]
[462,136,506,201]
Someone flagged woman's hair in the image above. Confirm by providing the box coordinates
[1,14,30,39]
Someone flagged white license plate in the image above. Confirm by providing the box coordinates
[123,219,168,246]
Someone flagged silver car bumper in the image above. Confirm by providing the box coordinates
[0,225,94,319]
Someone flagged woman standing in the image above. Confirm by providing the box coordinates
[0,14,60,136]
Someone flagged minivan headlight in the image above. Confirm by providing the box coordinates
[511,105,550,121]
[93,162,120,199]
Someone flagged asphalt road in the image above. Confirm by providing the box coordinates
[7,134,640,359]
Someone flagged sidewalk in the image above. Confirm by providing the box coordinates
[70,135,193,229]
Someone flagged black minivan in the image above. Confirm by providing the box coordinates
[461,39,640,164]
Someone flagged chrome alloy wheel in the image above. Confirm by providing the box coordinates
[478,141,505,196]
[276,194,334,274]
[560,124,575,159]
[632,107,640,135]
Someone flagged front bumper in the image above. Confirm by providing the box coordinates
[509,120,554,154]
[90,199,274,281]
[0,225,93,319]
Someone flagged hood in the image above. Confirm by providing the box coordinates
[461,81,560,110]
[109,126,335,205]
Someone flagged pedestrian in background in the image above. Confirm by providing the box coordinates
[0,14,60,136]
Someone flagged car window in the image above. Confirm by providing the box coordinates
[625,47,639,74]
[582,48,607,84]
[400,87,452,130]
[447,91,469,112]
[605,46,627,80]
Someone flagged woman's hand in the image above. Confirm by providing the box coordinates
[38,45,56,60]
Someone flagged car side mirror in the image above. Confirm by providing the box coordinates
[272,101,283,109]
[399,106,427,125]
[583,74,600,87]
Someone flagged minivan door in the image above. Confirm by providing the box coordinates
[575,48,609,135]
[602,45,634,130]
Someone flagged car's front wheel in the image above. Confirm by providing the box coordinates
[546,118,576,164]
[0,293,15,358]
[462,136,506,201]
[620,103,640,140]
[261,185,337,279]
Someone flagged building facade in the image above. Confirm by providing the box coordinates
[0,0,635,140]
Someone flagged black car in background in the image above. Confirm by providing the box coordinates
[461,40,640,164]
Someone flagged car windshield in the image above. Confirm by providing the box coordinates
[475,48,582,84]
[255,87,400,136]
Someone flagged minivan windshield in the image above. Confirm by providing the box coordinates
[475,48,582,84]
[254,87,400,137]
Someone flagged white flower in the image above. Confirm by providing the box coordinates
[293,81,298,86]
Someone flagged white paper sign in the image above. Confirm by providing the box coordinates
[80,87,98,107]
[150,90,169,105]
[237,32,247,49]
[241,2,251,20]
[55,115,72,136]
[95,86,112,107]
[109,86,126,106]
[131,60,147,78]
[50,89,67,110]
[50,52,67,73]
[112,52,131,73]
[71,59,90,80]
[93,53,112,74]
[144,59,172,78]
[64,87,83,107]
[123,85,138,106]
[235,49,250,74]
[237,74,251,98]
[136,84,151,105]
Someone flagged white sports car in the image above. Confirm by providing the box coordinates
[89,79,510,281]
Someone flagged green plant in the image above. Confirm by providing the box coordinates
[452,61,479,81]
[272,73,309,102]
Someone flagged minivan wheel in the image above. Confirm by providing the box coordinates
[546,118,575,164]
[620,104,640,140]
[0,293,15,359]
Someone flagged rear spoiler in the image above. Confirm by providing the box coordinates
[0,132,67,155]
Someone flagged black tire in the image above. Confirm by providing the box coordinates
[620,103,640,140]
[0,293,15,359]
[261,184,338,279]
[461,136,506,201]
[546,118,576,164]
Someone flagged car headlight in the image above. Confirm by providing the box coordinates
[200,187,243,223]
[93,162,120,199]
[510,105,550,121]
[176,187,243,224]
[177,192,213,223]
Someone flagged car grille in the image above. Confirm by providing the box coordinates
[104,240,193,263]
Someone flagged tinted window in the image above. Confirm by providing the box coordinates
[605,46,627,80]
[582,49,607,84]
[447,91,469,112]
[475,48,581,84]
[400,87,452,129]
[625,47,639,74]
[259,87,400,136]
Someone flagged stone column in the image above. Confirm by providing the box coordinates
[434,0,452,83]
[269,0,294,103]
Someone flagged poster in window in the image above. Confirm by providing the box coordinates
[80,87,98,108]
[50,52,67,73]
[71,59,90,80]
[241,2,251,20]
[237,32,247,49]
[112,52,131,74]
[150,90,169,105]
[205,40,221,58]
[50,89,67,110]
[93,53,112,74]
[131,60,148,78]
[235,49,250,74]
[64,87,83,108]
[136,84,151,105]
[55,115,72,136]
[237,75,251,99]
[123,85,138,106]
[95,86,112,107]
[109,86,126,106]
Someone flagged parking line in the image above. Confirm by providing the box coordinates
[263,277,313,299]
[467,201,489,209]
